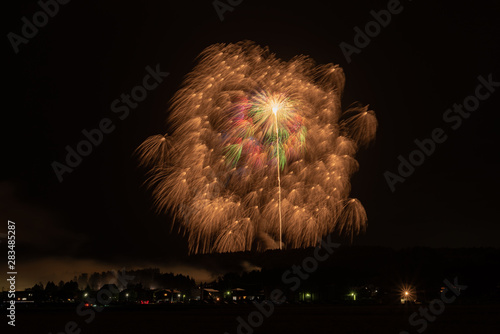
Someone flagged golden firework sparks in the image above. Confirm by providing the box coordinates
[136,41,377,254]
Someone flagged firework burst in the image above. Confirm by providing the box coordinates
[136,41,377,254]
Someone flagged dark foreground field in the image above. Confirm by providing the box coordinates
[6,304,500,334]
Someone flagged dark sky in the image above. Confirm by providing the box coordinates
[3,0,500,288]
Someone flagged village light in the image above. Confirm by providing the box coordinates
[400,285,415,303]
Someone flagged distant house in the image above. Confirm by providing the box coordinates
[1,291,34,302]
[119,285,153,304]
[100,284,119,293]
[231,288,247,301]
[201,288,221,302]
[97,284,119,304]
[153,289,183,303]
[1,291,35,308]
[298,291,317,302]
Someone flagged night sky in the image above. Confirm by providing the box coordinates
[3,0,500,289]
